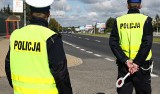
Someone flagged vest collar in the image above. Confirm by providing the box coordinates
[127,8,140,14]
[30,17,48,27]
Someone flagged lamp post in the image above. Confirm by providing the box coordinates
[23,1,26,26]
[93,22,96,35]
[155,15,159,35]
[58,23,59,32]
[157,21,159,35]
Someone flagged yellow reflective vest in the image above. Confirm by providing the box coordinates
[117,14,152,60]
[10,25,58,94]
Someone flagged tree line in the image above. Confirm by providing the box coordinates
[0,4,12,14]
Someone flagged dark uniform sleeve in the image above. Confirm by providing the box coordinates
[47,34,73,94]
[5,48,13,87]
[133,17,153,66]
[109,20,129,64]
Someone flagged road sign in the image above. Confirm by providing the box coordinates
[13,0,23,13]
[96,23,106,29]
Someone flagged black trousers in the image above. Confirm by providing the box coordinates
[117,61,152,94]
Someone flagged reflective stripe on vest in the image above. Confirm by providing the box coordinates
[14,85,58,94]
[117,14,152,60]
[10,25,58,94]
[12,74,55,84]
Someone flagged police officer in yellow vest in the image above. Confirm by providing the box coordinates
[5,0,73,94]
[109,0,153,94]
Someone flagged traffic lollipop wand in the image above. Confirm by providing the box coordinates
[116,72,130,88]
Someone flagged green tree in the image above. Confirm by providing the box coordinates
[71,26,75,32]
[49,18,62,33]
[155,14,160,32]
[3,7,6,13]
[106,17,115,28]
[1,5,12,14]
[6,4,11,14]
[0,9,3,13]
[155,14,159,22]
[105,17,115,33]
[57,23,62,32]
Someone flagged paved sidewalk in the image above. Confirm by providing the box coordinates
[0,38,82,94]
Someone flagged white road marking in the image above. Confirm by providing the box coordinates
[63,41,75,47]
[94,54,102,57]
[71,45,76,47]
[151,73,159,77]
[68,43,72,46]
[63,41,69,44]
[63,41,159,78]
[64,41,116,62]
[86,51,93,54]
[76,47,80,49]
[80,49,86,51]
[105,58,115,62]
[95,40,101,42]
[85,38,90,40]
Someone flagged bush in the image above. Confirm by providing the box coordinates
[105,28,112,33]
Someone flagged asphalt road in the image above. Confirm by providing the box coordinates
[62,34,160,75]
[64,42,117,94]
[62,34,160,94]
[151,43,160,74]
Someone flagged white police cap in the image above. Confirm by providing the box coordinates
[25,0,54,8]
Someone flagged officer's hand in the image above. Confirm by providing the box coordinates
[125,60,133,69]
[129,63,139,74]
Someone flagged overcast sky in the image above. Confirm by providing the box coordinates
[0,0,160,27]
